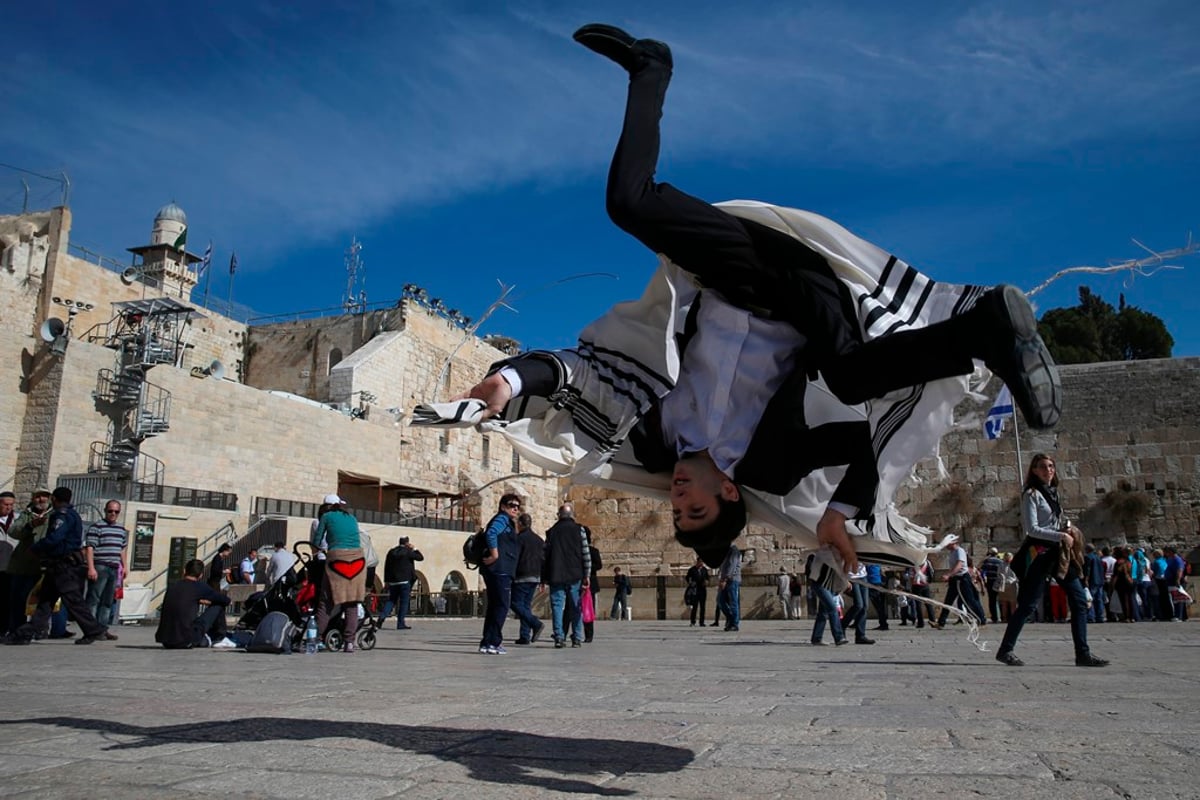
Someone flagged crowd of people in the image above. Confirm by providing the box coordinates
[1,488,127,646]
[474,496,618,654]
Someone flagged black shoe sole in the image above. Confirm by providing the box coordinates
[573,24,638,70]
[987,285,1062,429]
[572,23,673,73]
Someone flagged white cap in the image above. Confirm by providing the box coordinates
[323,493,345,505]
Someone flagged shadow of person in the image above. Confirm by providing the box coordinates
[3,716,693,796]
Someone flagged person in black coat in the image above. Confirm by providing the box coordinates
[685,557,709,627]
[511,514,545,645]
[379,536,424,630]
[541,504,591,647]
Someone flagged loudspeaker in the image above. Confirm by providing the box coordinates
[39,318,65,343]
[120,267,140,285]
[191,360,226,380]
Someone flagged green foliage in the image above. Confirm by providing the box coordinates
[1038,287,1173,364]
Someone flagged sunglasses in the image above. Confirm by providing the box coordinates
[504,502,522,509]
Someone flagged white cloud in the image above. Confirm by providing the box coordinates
[3,1,1197,266]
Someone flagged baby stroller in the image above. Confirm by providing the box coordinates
[236,542,377,652]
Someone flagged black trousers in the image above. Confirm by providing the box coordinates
[689,587,708,625]
[606,58,982,405]
[20,559,105,639]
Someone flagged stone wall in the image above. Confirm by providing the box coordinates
[569,358,1200,581]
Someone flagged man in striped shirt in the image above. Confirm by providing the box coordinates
[85,500,127,638]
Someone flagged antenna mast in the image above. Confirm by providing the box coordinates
[343,236,366,314]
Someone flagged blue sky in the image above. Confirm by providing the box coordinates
[5,2,1199,355]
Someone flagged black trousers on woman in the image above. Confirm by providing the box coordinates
[998,548,1093,660]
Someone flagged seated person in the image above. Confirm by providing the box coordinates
[155,558,232,649]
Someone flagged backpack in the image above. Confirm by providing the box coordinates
[463,529,489,570]
[247,610,295,654]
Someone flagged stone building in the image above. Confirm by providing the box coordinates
[3,201,1198,621]
[1,203,560,615]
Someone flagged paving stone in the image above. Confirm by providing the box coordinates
[1,618,1196,799]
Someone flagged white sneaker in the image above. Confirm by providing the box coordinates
[212,637,238,649]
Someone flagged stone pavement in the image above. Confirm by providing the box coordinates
[1,617,1198,799]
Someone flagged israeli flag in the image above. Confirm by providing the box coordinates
[984,385,1014,440]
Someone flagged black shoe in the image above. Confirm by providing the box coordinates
[855,637,875,645]
[397,624,412,630]
[531,623,544,644]
[834,638,849,646]
[572,24,673,73]
[874,625,889,631]
[1076,654,1109,667]
[5,636,32,646]
[699,622,706,627]
[584,637,593,643]
[916,623,925,628]
[571,639,582,648]
[554,638,565,649]
[75,635,102,645]
[724,625,739,632]
[996,651,1024,667]
[977,285,1062,429]
[513,639,531,645]
[48,631,77,639]
[811,641,827,646]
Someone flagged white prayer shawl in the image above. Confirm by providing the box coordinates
[475,201,982,567]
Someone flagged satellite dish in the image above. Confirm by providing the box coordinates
[39,318,66,343]
[120,267,140,285]
[206,360,226,380]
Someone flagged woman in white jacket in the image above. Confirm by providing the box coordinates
[995,454,1108,668]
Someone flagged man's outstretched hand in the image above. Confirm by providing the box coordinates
[816,507,859,575]
[452,373,512,420]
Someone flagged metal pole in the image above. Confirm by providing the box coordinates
[1011,402,1024,490]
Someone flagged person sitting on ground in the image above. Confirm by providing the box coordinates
[155,558,234,649]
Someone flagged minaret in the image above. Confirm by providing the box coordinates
[125,201,201,298]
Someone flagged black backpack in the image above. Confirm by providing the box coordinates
[247,611,295,654]
[463,529,489,570]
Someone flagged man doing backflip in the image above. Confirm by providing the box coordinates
[425,24,1061,577]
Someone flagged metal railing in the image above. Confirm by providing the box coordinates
[252,496,473,532]
[143,520,238,606]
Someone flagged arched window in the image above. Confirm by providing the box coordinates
[328,347,343,373]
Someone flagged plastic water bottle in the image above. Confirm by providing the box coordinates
[304,615,319,655]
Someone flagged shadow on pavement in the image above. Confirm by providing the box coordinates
[3,716,694,796]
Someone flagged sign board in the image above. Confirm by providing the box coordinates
[131,510,157,571]
[167,537,198,582]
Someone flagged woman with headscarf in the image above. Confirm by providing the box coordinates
[995,453,1108,668]
[312,497,365,653]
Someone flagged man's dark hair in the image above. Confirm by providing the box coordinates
[274,541,286,549]
[517,513,532,529]
[217,543,232,554]
[673,495,747,568]
[52,486,72,503]
[498,492,521,510]
[184,559,206,578]
[0,491,15,500]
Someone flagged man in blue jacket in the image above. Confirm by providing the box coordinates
[11,488,108,645]
[478,493,521,655]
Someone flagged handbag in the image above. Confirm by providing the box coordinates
[581,589,596,623]
[684,585,698,606]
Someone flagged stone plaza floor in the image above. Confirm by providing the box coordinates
[1,616,1197,799]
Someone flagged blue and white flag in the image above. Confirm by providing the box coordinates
[984,385,1014,440]
[197,241,212,278]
